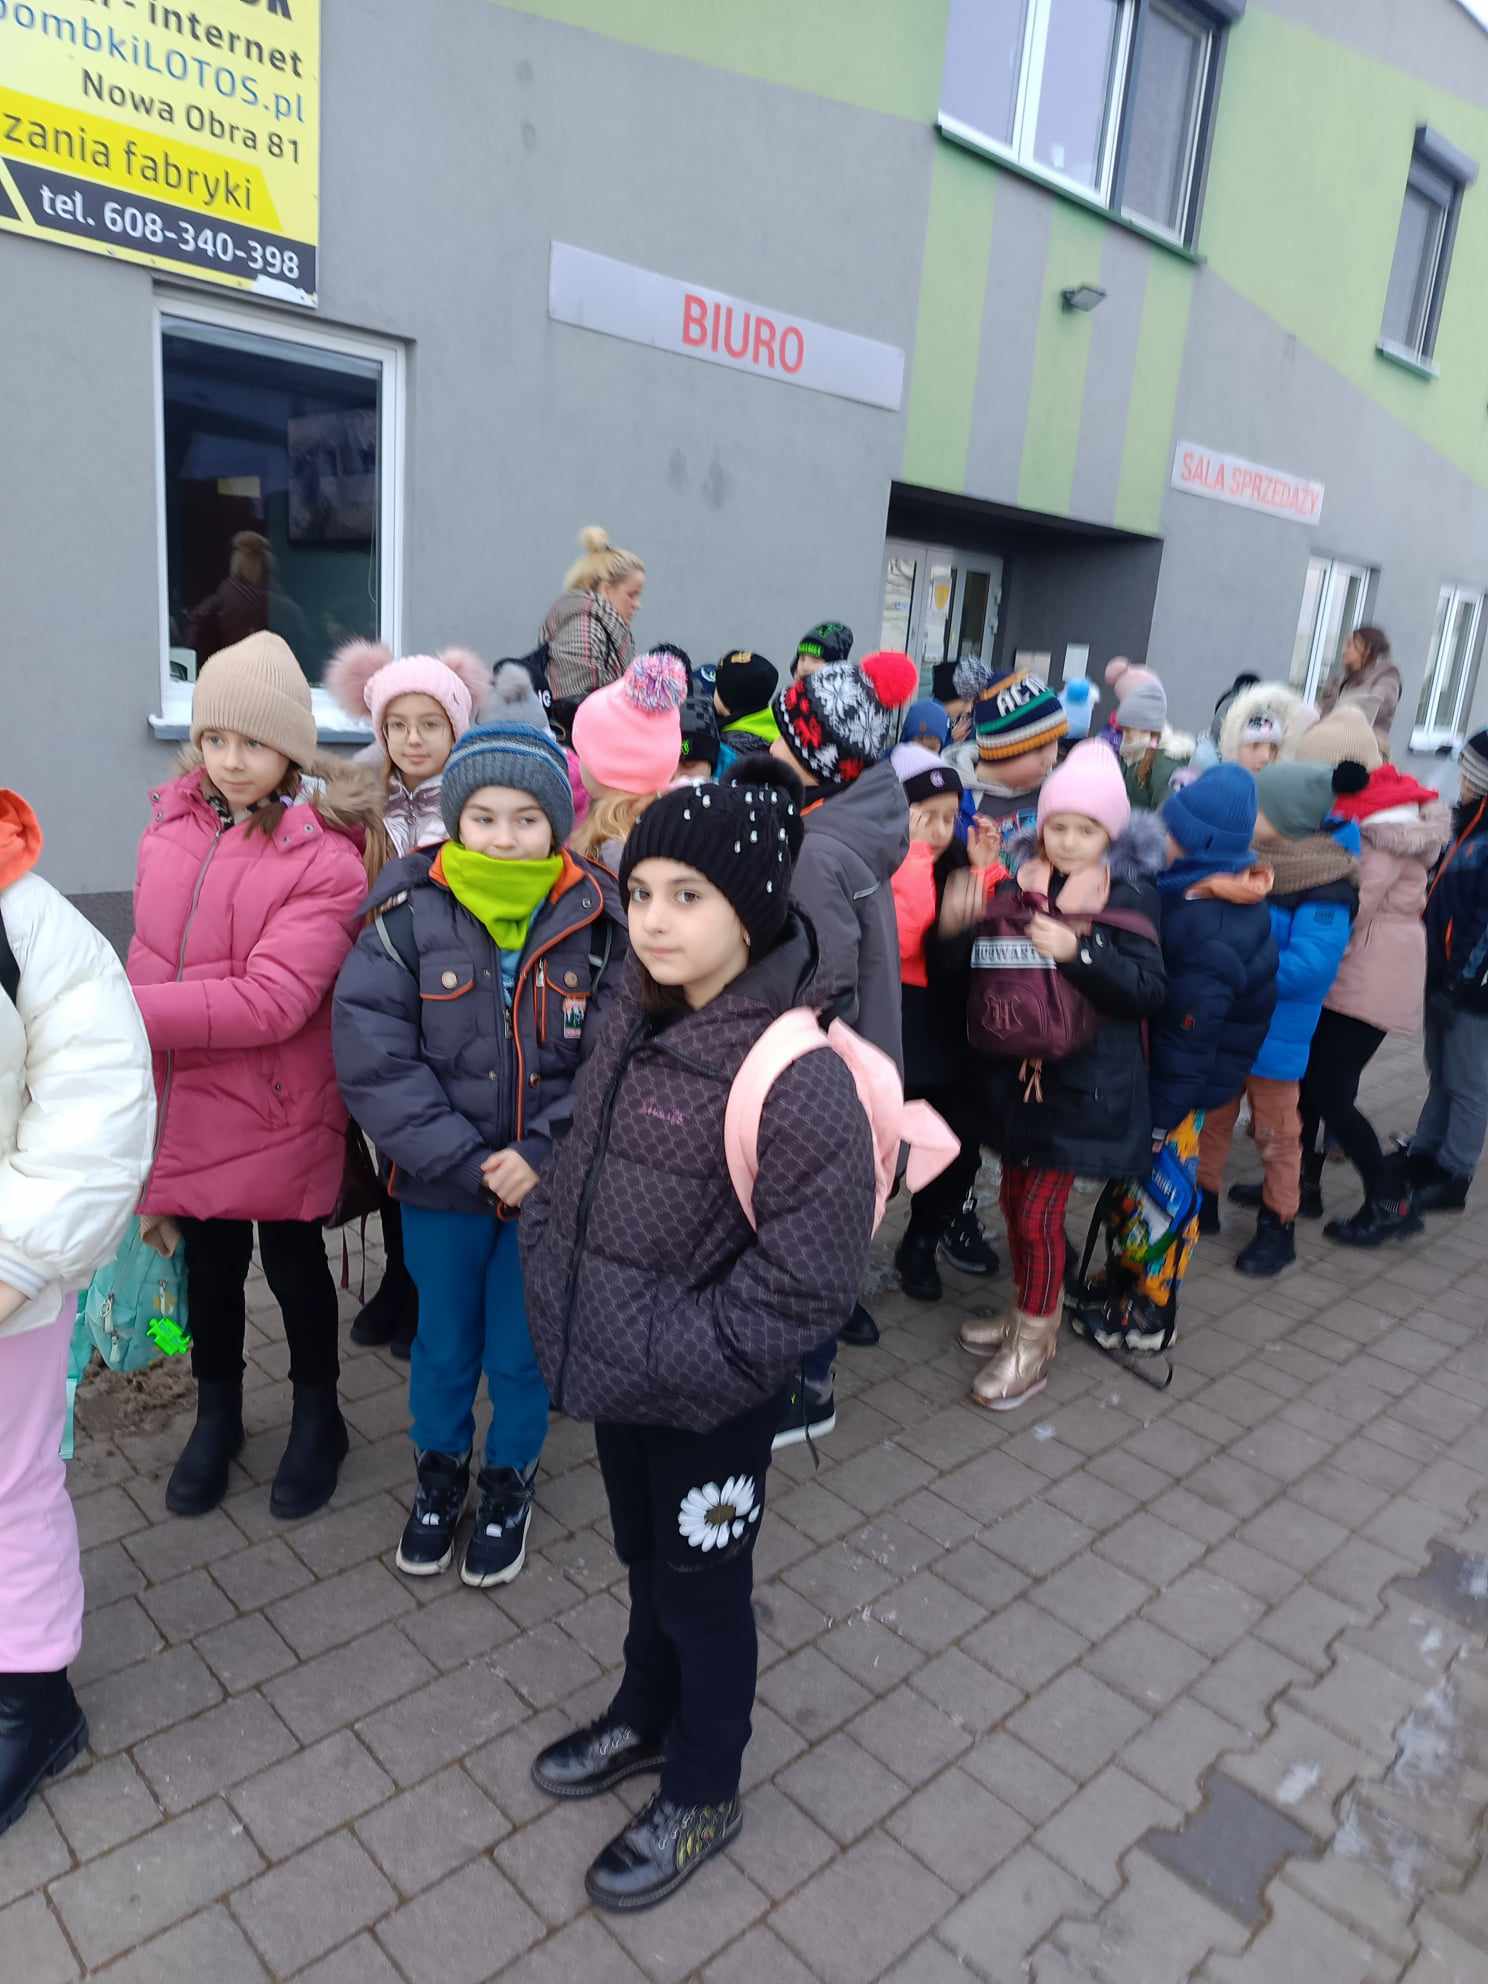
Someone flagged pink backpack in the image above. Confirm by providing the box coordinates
[724,1009,960,1232]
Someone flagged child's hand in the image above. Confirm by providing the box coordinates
[138,1214,182,1258]
[940,869,987,937]
[966,817,1001,870]
[482,1148,539,1208]
[1028,913,1078,963]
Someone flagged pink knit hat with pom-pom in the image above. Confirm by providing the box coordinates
[325,640,494,744]
[571,653,688,795]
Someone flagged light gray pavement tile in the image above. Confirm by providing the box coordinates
[875,1568,987,1652]
[1029,1552,1153,1638]
[848,1513,947,1581]
[961,1597,1090,1695]
[1191,1634,1310,1737]
[962,1731,1079,1823]
[133,1691,298,1814]
[1179,1454,1279,1521]
[1200,1879,1393,1984]
[492,1791,633,1926]
[48,1797,264,1969]
[355,1764,510,1894]
[43,1753,161,1863]
[739,1698,811,1791]
[750,1516,817,1583]
[1289,1645,1437,1761]
[1156,1485,1244,1546]
[1360,1494,1455,1564]
[209,1536,315,1611]
[356,1658,527,1785]
[138,1566,237,1643]
[194,1611,299,1693]
[1120,1419,1220,1479]
[395,1585,522,1669]
[1200,1538,1305,1604]
[293,1930,408,1984]
[1311,1534,1416,1609]
[262,1620,436,1745]
[70,1595,163,1688]
[895,1487,982,1546]
[909,1645,1023,1732]
[848,1684,974,1785]
[1086,1450,1173,1505]
[726,1781,841,1902]
[780,1539,900,1621]
[1035,1762,1180,1898]
[758,1644,874,1738]
[1053,1849,1252,1980]
[81,1904,269,1984]
[76,1641,222,1755]
[777,1731,911,1844]
[491,1559,589,1632]
[1043,1468,1140,1535]
[1403,1913,1488,1984]
[228,1728,396,1860]
[119,1506,246,1584]
[0,1893,80,1984]
[817,1612,925,1694]
[489,1619,603,1710]
[1005,1668,1151,1782]
[1081,1615,1211,1712]
[886,1765,1031,1889]
[498,1916,650,1984]
[772,1830,958,1984]
[934,1448,1049,1523]
[817,1443,939,1517]
[892,1406,1000,1473]
[703,1923,821,1984]
[1220,1703,1377,1840]
[0,1799,70,1908]
[1255,1583,1370,1674]
[1093,1520,1209,1591]
[1142,1569,1268,1658]
[1238,1497,1352,1571]
[939,1843,1102,1980]
[1112,1695,1246,1811]
[982,1502,1096,1577]
[932,1537,1031,1610]
[265,1558,414,1660]
[1293,1463,1396,1530]
[601,1854,770,1984]
[1000,1428,1086,1480]
[71,1484,149,1551]
[232,1830,398,1975]
[1280,1850,1421,1967]
[752,1579,832,1651]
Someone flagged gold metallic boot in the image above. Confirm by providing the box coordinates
[970,1309,1061,1411]
[958,1309,1014,1357]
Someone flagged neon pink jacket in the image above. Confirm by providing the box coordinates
[127,772,367,1222]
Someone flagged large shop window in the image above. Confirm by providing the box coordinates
[1414,584,1486,753]
[938,0,1241,246]
[1290,555,1372,705]
[1379,129,1477,369]
[154,302,403,732]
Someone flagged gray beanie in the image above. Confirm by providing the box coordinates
[439,663,574,843]
[1116,674,1169,733]
[1254,760,1367,840]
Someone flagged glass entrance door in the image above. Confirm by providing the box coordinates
[881,540,1003,693]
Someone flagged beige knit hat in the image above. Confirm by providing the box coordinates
[191,631,318,769]
[1289,701,1382,773]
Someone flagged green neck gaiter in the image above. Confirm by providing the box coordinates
[440,842,562,953]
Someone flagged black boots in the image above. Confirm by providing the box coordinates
[840,1301,880,1348]
[165,1378,245,1516]
[585,1789,743,1911]
[1197,1187,1221,1236]
[895,1229,943,1303]
[270,1383,350,1520]
[1325,1193,1424,1248]
[531,1716,664,1800]
[1299,1151,1325,1221]
[0,1671,87,1837]
[1235,1206,1296,1277]
[349,1267,418,1359]
[1410,1156,1471,1214]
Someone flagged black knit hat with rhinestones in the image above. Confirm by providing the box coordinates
[620,758,805,951]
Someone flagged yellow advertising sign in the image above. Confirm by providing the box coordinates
[0,0,318,303]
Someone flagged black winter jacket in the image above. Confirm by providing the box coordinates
[1148,885,1279,1132]
[965,820,1168,1179]
[520,915,876,1431]
[1426,798,1488,1015]
[332,848,626,1214]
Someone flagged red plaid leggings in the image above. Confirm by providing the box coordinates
[999,1164,1075,1317]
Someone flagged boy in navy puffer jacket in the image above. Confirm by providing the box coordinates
[334,668,626,1588]
[1198,761,1363,1276]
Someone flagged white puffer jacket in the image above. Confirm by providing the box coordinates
[0,872,156,1340]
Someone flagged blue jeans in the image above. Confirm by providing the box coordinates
[402,1207,548,1472]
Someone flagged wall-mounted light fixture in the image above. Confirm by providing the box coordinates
[1060,284,1107,313]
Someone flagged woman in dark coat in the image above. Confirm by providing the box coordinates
[520,760,875,1913]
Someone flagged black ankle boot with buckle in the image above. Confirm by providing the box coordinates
[531,1715,664,1800]
[585,1788,743,1911]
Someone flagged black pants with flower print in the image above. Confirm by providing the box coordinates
[595,1389,783,1807]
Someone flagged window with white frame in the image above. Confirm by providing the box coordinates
[1290,555,1372,704]
[1379,130,1477,367]
[154,301,403,732]
[1414,584,1486,750]
[938,0,1240,246]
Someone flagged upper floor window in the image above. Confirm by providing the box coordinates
[1379,128,1477,367]
[938,0,1243,247]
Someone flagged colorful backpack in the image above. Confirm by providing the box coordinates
[82,1220,191,1374]
[724,1009,959,1233]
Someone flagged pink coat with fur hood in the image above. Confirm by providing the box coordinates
[1325,794,1450,1036]
[127,771,369,1222]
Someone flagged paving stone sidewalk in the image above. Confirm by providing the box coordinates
[5,1035,1488,1982]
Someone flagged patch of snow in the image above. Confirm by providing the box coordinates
[1276,1762,1320,1805]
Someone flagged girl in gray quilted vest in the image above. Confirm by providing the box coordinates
[520,758,876,1913]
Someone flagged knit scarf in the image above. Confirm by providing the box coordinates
[1263,833,1357,898]
[1158,853,1238,897]
[438,842,561,952]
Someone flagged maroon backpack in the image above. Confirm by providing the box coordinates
[967,891,1157,1062]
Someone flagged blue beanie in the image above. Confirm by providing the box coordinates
[1059,678,1099,741]
[902,699,951,749]
[1161,764,1257,871]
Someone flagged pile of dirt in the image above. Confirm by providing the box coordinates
[75,1354,195,1442]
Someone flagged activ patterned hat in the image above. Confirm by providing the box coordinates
[973,667,1068,764]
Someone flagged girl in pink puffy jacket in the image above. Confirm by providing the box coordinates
[128,633,384,1526]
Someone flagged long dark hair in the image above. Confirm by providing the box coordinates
[1352,625,1391,667]
[636,964,690,1019]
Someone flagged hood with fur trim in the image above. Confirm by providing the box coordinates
[1003,808,1167,888]
[1219,682,1315,765]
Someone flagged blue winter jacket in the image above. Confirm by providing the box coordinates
[1250,855,1358,1082]
[1425,799,1488,1015]
[1149,887,1278,1131]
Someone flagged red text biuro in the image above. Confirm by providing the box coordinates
[681,294,806,374]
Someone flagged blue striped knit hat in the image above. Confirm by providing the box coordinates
[440,664,574,843]
[974,666,1068,763]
